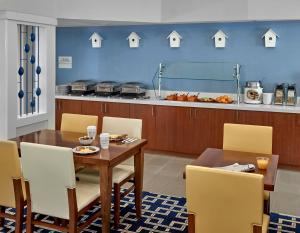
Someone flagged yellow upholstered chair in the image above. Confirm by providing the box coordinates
[0,141,26,233]
[20,142,101,233]
[186,165,269,233]
[77,116,142,229]
[223,123,273,213]
[223,123,273,155]
[60,113,98,134]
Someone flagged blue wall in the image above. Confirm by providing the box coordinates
[56,21,300,93]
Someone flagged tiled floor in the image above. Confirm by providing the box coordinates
[143,152,300,216]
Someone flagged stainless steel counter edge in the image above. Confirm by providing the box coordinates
[55,95,300,114]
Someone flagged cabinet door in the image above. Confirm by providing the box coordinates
[175,107,202,154]
[81,101,103,133]
[103,102,130,118]
[130,104,156,149]
[269,112,295,166]
[198,108,236,149]
[294,114,300,166]
[236,110,271,126]
[55,99,62,130]
[155,105,178,151]
[55,99,82,130]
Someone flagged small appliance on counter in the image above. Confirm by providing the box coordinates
[274,84,285,105]
[56,84,71,95]
[95,81,121,96]
[286,84,297,106]
[244,81,263,104]
[70,80,96,95]
[120,82,147,98]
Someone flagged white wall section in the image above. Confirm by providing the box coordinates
[2,0,300,26]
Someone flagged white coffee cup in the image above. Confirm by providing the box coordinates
[263,93,273,105]
[100,133,110,149]
[87,126,97,139]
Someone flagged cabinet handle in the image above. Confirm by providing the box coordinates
[101,103,103,113]
[151,106,154,116]
[104,103,107,113]
[189,108,192,119]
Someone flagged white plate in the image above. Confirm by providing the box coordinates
[72,146,100,155]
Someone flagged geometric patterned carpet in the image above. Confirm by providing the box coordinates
[1,191,299,232]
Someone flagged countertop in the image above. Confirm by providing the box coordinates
[55,95,300,114]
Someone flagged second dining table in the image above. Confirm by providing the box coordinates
[184,148,279,191]
[12,129,147,233]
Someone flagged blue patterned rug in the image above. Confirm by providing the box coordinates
[1,191,299,232]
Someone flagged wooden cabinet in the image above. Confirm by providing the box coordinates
[237,110,298,166]
[55,99,82,130]
[294,115,300,166]
[154,105,178,152]
[55,98,300,167]
[81,101,103,133]
[270,112,296,166]
[103,102,130,118]
[130,104,156,149]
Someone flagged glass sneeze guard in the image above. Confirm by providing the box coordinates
[153,61,241,104]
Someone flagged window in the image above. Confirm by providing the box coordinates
[17,24,42,116]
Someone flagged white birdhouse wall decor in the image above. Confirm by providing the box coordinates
[89,32,103,48]
[167,31,182,48]
[262,29,279,48]
[127,32,141,48]
[212,30,228,48]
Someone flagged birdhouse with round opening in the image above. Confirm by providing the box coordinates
[212,30,228,48]
[89,32,103,48]
[262,29,279,48]
[127,32,141,48]
[167,31,182,48]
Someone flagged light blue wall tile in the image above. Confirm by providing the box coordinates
[56,21,300,94]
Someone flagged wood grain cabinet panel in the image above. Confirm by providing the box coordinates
[236,110,299,166]
[81,101,103,133]
[204,108,236,149]
[294,114,300,166]
[55,99,82,130]
[129,104,156,149]
[269,112,296,166]
[236,110,271,126]
[174,107,198,154]
[154,105,178,152]
[103,102,130,118]
[55,99,300,166]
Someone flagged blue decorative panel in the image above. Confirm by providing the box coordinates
[18,25,41,116]
[24,43,30,53]
[30,55,35,64]
[57,21,300,94]
[18,67,24,76]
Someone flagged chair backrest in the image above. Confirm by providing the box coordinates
[60,113,98,134]
[102,116,142,139]
[0,141,23,208]
[21,142,76,220]
[186,165,264,233]
[223,123,273,154]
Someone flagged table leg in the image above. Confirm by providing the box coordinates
[99,165,112,233]
[134,148,144,218]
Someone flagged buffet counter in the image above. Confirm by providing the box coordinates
[55,94,300,114]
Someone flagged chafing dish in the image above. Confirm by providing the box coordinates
[120,82,147,98]
[95,81,121,96]
[56,84,71,95]
[70,80,96,95]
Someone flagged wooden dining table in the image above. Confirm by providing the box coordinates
[184,148,279,191]
[11,129,147,233]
